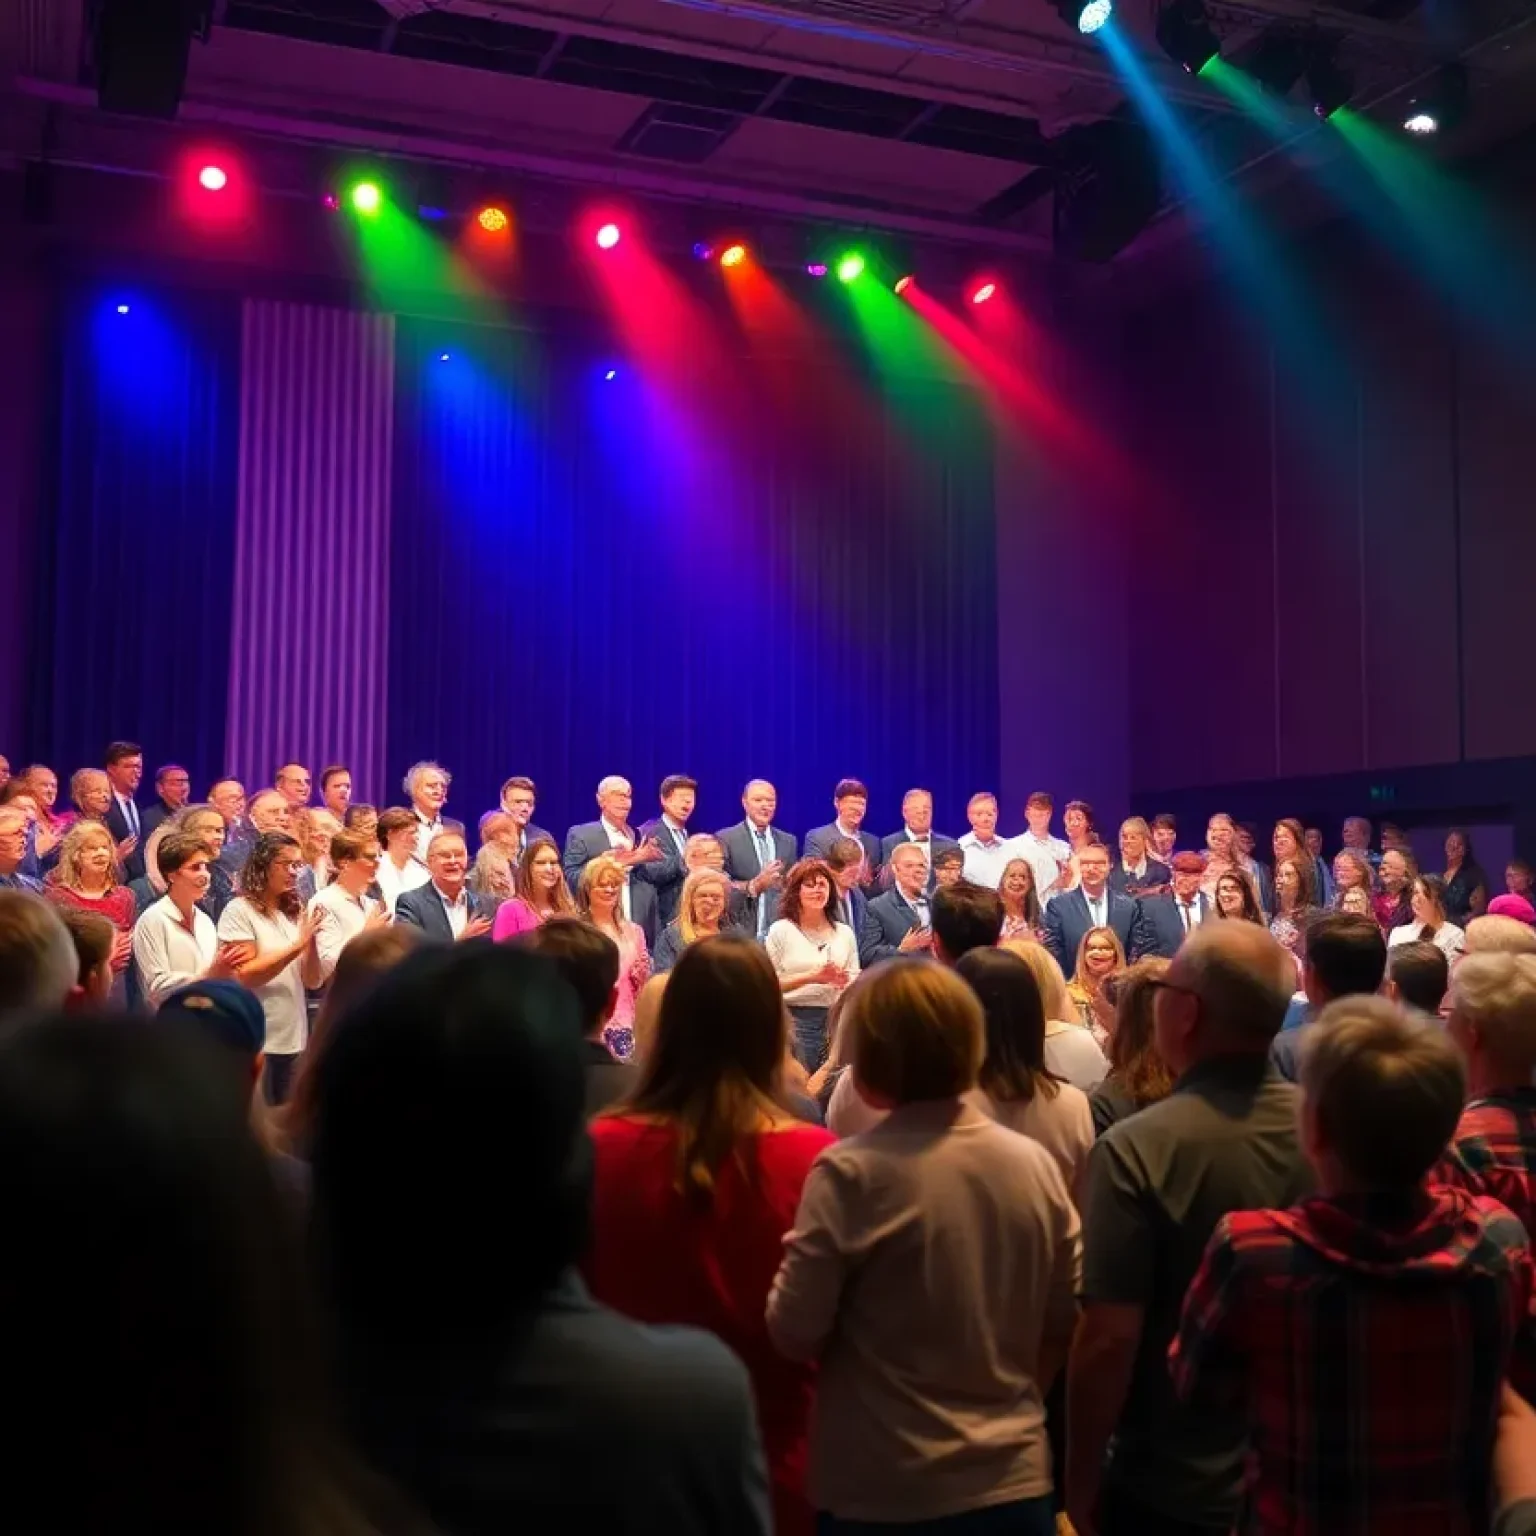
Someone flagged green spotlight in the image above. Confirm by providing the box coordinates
[836,252,866,283]
[351,181,382,215]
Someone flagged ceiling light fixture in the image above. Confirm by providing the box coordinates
[1156,0,1219,74]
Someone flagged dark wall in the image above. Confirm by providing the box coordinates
[1120,226,1536,801]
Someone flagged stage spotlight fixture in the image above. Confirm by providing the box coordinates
[1156,0,1219,74]
[322,192,340,211]
[438,353,450,362]
[477,205,509,232]
[115,304,130,315]
[351,181,382,214]
[836,252,865,283]
[693,243,714,261]
[604,368,618,381]
[198,164,227,192]
[894,275,914,295]
[595,222,622,250]
[1051,0,1112,35]
[1402,63,1468,136]
[720,243,746,268]
[806,262,828,278]
[1306,39,1353,119]
[970,281,997,306]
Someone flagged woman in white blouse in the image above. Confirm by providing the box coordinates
[373,806,429,915]
[1388,873,1466,961]
[218,832,323,1107]
[766,857,859,1073]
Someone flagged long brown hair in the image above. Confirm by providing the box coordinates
[514,835,576,917]
[617,934,789,1202]
[778,857,837,928]
[1108,957,1174,1107]
[958,947,1059,1105]
[998,857,1042,928]
[239,833,304,920]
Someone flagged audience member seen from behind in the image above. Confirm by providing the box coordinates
[767,857,859,1072]
[46,819,135,1002]
[520,917,634,1116]
[585,934,833,1535]
[930,878,1004,966]
[492,834,577,939]
[1442,828,1490,926]
[1439,951,1536,1399]
[653,868,733,974]
[1467,914,1536,957]
[768,959,1080,1535]
[1003,939,1109,1092]
[1386,940,1450,1018]
[1090,957,1174,1138]
[0,1016,407,1536]
[310,943,771,1534]
[1269,913,1388,1083]
[54,905,116,1008]
[1497,1386,1536,1536]
[0,890,80,1024]
[1068,925,1125,1033]
[1067,923,1313,1536]
[959,945,1094,1201]
[1172,998,1532,1536]
[1389,872,1467,961]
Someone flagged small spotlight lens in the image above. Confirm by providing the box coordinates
[438,353,450,362]
[115,304,130,315]
[894,275,914,295]
[477,206,509,232]
[836,253,865,283]
[1079,0,1112,34]
[1403,111,1438,135]
[351,182,382,214]
[720,244,746,268]
[970,282,997,305]
[198,165,228,192]
[806,263,828,278]
[693,243,713,261]
[596,222,621,250]
[604,369,617,381]
[322,193,340,211]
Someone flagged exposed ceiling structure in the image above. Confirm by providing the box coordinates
[3,0,1535,265]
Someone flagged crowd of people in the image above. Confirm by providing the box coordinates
[1,742,1535,1535]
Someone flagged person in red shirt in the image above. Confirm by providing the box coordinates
[585,933,833,1536]
[1172,996,1533,1536]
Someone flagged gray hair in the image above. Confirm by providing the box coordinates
[1179,925,1293,1046]
[596,775,631,798]
[402,761,451,798]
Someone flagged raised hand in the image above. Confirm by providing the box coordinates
[460,915,494,941]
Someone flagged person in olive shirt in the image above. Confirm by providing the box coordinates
[1066,922,1313,1536]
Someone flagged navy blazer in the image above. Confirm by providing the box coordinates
[393,883,499,943]
[877,830,960,893]
[803,824,881,880]
[858,887,932,969]
[1136,892,1213,960]
[837,883,870,939]
[717,821,798,935]
[561,821,670,896]
[105,797,147,882]
[638,816,693,930]
[1044,887,1148,973]
[1108,858,1172,900]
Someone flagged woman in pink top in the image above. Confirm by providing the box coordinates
[585,935,833,1536]
[491,835,576,941]
[576,853,650,1058]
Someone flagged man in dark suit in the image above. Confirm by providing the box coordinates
[562,776,665,896]
[103,740,147,882]
[825,836,873,937]
[140,763,193,844]
[1134,851,1213,960]
[1044,841,1149,972]
[878,788,960,894]
[858,843,936,967]
[393,830,496,942]
[1109,816,1172,900]
[638,774,698,932]
[803,778,881,887]
[717,779,797,941]
[494,775,553,857]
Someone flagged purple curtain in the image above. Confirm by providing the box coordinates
[226,301,395,800]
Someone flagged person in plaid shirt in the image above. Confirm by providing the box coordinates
[1438,950,1536,1399]
[1171,997,1534,1536]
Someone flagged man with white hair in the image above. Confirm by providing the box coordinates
[403,761,463,864]
[561,776,665,940]
[0,890,77,1023]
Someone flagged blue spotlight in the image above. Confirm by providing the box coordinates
[438,352,450,362]
[115,304,130,315]
[1079,0,1112,32]
[603,368,618,381]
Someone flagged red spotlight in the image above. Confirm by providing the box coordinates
[720,243,747,268]
[477,205,509,233]
[970,281,998,306]
[894,274,914,295]
[596,222,622,250]
[198,164,228,192]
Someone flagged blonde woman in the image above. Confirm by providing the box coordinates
[577,853,651,1060]
[467,843,515,909]
[653,868,732,973]
[1066,924,1125,1033]
[46,820,135,1001]
[1002,938,1109,1092]
[142,804,236,920]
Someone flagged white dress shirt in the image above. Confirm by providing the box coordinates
[598,819,637,921]
[958,831,1012,889]
[132,895,217,1009]
[376,855,429,915]
[216,898,308,1056]
[1007,832,1073,908]
[1174,894,1204,934]
[1081,887,1109,928]
[309,882,381,982]
[435,882,470,939]
[412,809,445,865]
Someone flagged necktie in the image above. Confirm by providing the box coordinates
[754,828,772,938]
[1180,901,1192,933]
[127,799,139,837]
[914,896,930,928]
[1090,895,1103,927]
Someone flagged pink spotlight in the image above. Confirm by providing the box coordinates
[970,281,998,306]
[806,263,828,278]
[595,222,622,250]
[198,164,228,192]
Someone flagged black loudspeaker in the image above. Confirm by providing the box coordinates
[1053,119,1162,264]
[95,0,207,119]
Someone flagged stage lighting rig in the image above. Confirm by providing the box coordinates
[1156,0,1219,75]
[1051,0,1112,36]
[1402,63,1468,136]
[1306,37,1353,119]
